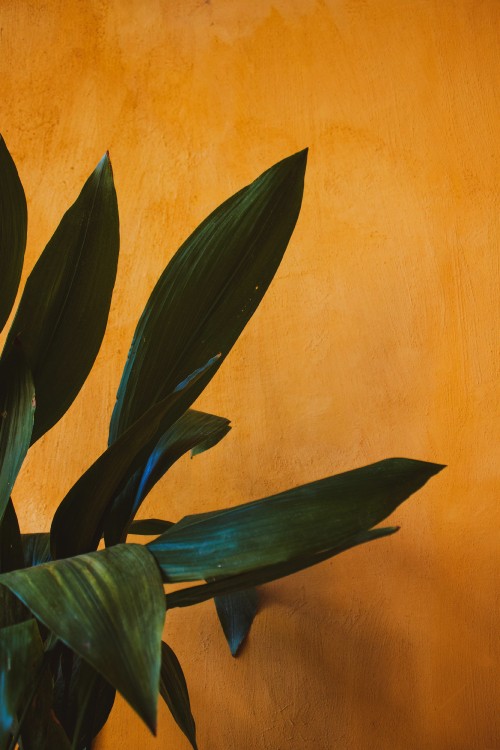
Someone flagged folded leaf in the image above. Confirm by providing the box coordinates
[166,527,399,609]
[149,458,444,582]
[0,618,44,749]
[0,344,35,524]
[51,356,220,559]
[105,410,231,546]
[0,135,27,334]
[109,149,307,443]
[215,588,259,657]
[3,154,119,444]
[159,642,197,750]
[0,544,165,734]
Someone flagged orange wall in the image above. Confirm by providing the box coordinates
[1,1,498,748]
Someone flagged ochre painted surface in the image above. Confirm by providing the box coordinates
[1,1,498,748]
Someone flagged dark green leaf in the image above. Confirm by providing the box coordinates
[0,344,35,524]
[109,149,307,442]
[0,135,27,334]
[22,533,51,568]
[51,656,114,750]
[150,458,445,582]
[214,588,259,657]
[166,527,399,609]
[105,410,231,546]
[0,585,29,629]
[191,422,231,457]
[70,664,114,750]
[51,356,220,559]
[19,654,71,750]
[159,642,197,750]
[129,519,174,536]
[0,499,24,574]
[0,619,43,749]
[0,544,165,734]
[3,154,119,444]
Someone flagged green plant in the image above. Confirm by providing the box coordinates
[0,135,444,750]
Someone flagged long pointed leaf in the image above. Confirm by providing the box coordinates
[105,410,230,546]
[51,356,220,559]
[214,588,259,657]
[109,149,307,442]
[150,458,444,582]
[3,154,119,444]
[0,135,27,334]
[0,345,35,524]
[0,544,165,734]
[159,642,197,750]
[166,527,400,609]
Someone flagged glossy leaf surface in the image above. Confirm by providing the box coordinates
[51,356,219,559]
[3,154,119,444]
[0,345,35,524]
[159,641,197,750]
[0,544,165,733]
[0,618,43,748]
[109,149,307,442]
[105,409,230,546]
[0,135,27,334]
[151,458,444,582]
[166,527,399,609]
[214,588,259,656]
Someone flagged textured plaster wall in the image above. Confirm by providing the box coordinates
[1,1,498,748]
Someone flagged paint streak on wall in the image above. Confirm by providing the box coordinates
[0,1,498,748]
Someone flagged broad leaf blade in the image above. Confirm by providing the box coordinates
[0,618,44,749]
[0,345,35,524]
[0,135,27,334]
[3,154,119,444]
[0,544,165,734]
[166,527,399,609]
[160,642,197,750]
[214,588,259,657]
[105,409,231,546]
[149,458,444,582]
[51,356,219,559]
[109,149,307,442]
